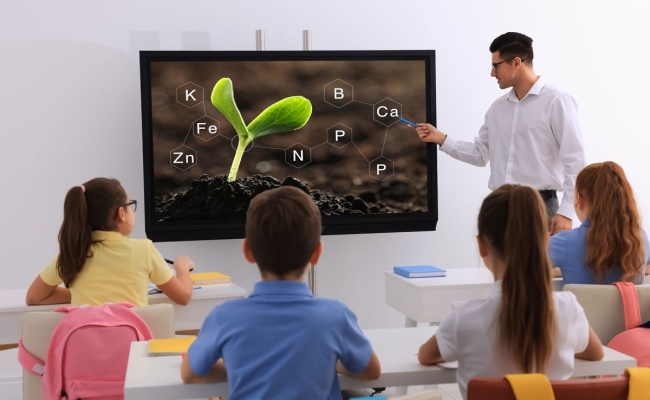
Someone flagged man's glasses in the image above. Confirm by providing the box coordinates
[492,57,521,70]
[124,200,137,212]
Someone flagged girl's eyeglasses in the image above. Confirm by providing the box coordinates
[123,200,137,212]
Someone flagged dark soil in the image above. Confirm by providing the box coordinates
[155,174,422,222]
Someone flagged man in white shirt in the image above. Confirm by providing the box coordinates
[415,32,585,234]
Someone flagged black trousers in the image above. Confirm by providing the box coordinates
[539,190,559,225]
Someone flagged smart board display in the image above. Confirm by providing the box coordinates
[140,51,437,241]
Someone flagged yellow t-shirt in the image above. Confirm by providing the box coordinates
[40,231,174,306]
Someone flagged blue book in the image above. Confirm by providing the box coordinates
[393,265,446,278]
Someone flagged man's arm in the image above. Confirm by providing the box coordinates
[412,107,492,167]
[180,355,228,384]
[550,93,586,231]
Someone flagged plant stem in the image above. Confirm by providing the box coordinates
[228,138,249,182]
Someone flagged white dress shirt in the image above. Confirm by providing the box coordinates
[435,280,590,400]
[440,77,585,218]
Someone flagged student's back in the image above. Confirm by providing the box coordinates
[417,185,604,400]
[191,281,370,399]
[181,186,380,400]
[39,231,174,306]
[26,177,194,307]
[549,162,649,284]
[438,282,588,398]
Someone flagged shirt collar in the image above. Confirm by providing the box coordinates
[92,230,127,242]
[484,280,502,298]
[249,280,314,298]
[506,75,545,102]
[580,218,591,228]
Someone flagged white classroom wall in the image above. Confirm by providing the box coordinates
[0,0,648,329]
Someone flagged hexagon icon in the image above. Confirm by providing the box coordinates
[326,123,352,148]
[324,79,353,108]
[192,116,220,141]
[373,98,402,127]
[285,143,312,169]
[369,156,394,181]
[170,145,197,171]
[176,82,204,108]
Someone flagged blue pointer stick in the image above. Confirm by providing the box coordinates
[398,117,419,128]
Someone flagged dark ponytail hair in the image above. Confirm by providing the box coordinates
[57,178,127,287]
[478,184,555,373]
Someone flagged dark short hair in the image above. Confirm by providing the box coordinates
[489,32,534,65]
[245,186,321,277]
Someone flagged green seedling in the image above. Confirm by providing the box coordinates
[211,78,312,182]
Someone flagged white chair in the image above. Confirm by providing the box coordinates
[21,303,175,400]
[563,284,650,344]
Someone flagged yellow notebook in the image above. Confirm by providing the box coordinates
[148,337,196,356]
[191,272,231,285]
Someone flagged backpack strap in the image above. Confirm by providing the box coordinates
[17,338,45,376]
[504,374,556,400]
[612,282,642,330]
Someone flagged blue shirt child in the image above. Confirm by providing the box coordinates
[548,219,650,284]
[187,280,373,400]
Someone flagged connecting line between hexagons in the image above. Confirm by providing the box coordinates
[182,125,192,145]
[352,142,369,163]
[350,100,374,106]
[381,126,389,156]
[252,145,285,151]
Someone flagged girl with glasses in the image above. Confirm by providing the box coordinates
[26,177,195,306]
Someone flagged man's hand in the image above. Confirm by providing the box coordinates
[550,214,572,235]
[552,267,562,278]
[410,123,447,145]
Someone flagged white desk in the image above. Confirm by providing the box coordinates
[0,283,247,345]
[123,327,636,400]
[385,269,565,327]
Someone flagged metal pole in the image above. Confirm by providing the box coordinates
[256,30,265,51]
[302,29,317,297]
[308,265,317,297]
[302,30,312,51]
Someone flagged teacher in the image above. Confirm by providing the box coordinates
[415,32,585,234]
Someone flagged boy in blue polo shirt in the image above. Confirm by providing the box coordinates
[180,186,381,399]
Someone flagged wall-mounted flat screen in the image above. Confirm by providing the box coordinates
[140,50,437,241]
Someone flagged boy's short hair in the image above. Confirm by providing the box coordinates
[245,186,322,277]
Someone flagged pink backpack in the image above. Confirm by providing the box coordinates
[607,282,650,367]
[18,302,153,400]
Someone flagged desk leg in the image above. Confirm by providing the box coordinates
[395,386,408,396]
[404,317,417,328]
[397,317,418,394]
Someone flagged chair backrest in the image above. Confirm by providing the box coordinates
[21,303,175,400]
[563,284,650,344]
[467,377,628,400]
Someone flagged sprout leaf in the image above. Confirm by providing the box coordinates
[247,96,312,140]
[210,78,250,141]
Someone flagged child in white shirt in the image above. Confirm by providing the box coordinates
[418,184,604,400]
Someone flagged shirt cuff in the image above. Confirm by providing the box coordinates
[439,136,457,154]
[556,201,574,220]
